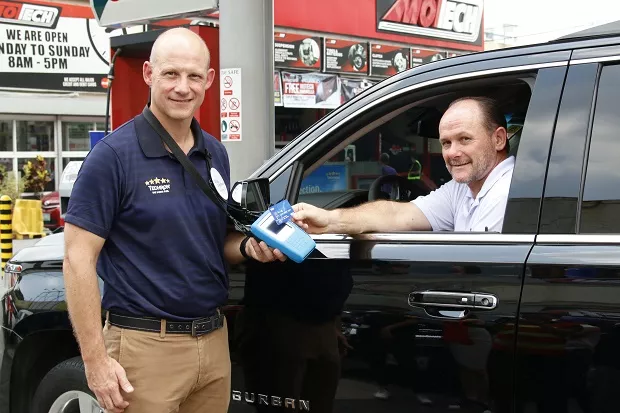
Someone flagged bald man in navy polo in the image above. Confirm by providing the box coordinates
[63,27,285,413]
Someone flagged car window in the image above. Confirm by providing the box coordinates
[269,164,293,204]
[538,63,598,234]
[579,64,620,233]
[292,71,540,231]
[297,128,391,209]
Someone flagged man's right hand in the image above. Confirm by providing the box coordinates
[291,202,334,234]
[85,356,134,413]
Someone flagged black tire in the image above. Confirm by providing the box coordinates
[31,356,101,413]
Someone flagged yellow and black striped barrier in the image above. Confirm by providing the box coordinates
[1,195,13,277]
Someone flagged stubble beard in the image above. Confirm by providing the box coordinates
[448,150,495,185]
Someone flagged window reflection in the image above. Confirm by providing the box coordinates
[581,64,620,233]
[62,122,94,151]
[0,120,12,152]
[16,121,54,152]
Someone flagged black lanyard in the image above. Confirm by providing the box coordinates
[142,106,252,235]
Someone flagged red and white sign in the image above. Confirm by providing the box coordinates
[274,70,283,106]
[0,1,61,29]
[272,0,483,52]
[376,0,483,45]
[0,0,114,92]
[281,71,341,109]
[274,32,322,70]
[229,120,240,132]
[370,43,410,77]
[219,67,242,141]
[324,38,368,75]
[120,0,483,53]
[411,48,446,67]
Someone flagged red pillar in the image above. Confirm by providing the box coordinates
[111,56,148,130]
[110,26,221,141]
[191,26,221,141]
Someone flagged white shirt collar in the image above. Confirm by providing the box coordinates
[466,156,515,201]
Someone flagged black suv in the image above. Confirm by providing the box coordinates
[3,24,620,413]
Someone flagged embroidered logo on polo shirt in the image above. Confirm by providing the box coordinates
[144,177,171,195]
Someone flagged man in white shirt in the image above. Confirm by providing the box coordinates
[292,96,515,234]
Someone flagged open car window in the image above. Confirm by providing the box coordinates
[293,71,537,232]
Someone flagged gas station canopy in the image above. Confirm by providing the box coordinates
[90,0,219,28]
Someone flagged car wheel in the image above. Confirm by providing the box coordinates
[31,356,102,413]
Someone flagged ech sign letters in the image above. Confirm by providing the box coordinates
[0,1,61,29]
[0,1,111,92]
[376,0,483,45]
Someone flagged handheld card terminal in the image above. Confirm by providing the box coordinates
[251,209,316,263]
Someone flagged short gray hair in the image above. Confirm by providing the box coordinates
[448,96,510,152]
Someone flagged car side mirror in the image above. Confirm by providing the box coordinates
[231,178,270,212]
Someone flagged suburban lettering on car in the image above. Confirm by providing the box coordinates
[232,390,310,411]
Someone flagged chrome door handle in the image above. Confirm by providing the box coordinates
[408,291,498,310]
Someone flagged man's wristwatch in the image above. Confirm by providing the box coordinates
[239,236,252,260]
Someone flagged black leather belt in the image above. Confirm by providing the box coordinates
[108,312,224,337]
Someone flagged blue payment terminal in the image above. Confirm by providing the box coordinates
[250,209,316,263]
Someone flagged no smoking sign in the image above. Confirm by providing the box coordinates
[219,68,242,142]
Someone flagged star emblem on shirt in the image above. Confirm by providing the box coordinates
[144,177,170,187]
[144,176,172,194]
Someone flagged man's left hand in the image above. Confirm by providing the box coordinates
[245,237,287,263]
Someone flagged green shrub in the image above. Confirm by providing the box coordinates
[22,155,51,198]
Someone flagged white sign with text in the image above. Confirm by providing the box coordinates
[0,16,111,91]
[220,68,242,142]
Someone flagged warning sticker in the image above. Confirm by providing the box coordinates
[219,68,242,141]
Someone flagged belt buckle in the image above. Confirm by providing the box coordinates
[191,316,213,337]
[191,319,202,337]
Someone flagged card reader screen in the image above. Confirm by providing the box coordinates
[262,214,294,241]
[267,219,286,235]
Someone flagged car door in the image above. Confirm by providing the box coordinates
[227,52,569,413]
[311,69,565,413]
[522,52,620,413]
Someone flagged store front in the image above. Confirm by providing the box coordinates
[0,0,135,192]
[0,115,105,191]
[0,0,483,192]
[264,0,484,189]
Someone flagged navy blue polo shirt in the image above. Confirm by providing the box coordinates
[64,112,231,321]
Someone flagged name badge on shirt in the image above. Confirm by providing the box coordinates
[210,167,229,201]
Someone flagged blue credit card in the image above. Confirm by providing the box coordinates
[269,199,294,225]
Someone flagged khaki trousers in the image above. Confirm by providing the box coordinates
[102,316,231,413]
